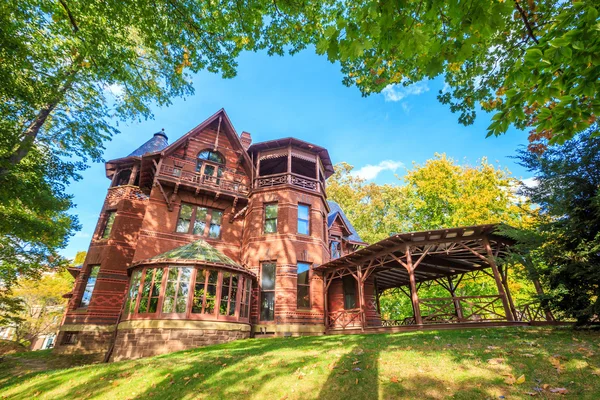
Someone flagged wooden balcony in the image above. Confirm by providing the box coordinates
[158,164,250,197]
[254,172,325,194]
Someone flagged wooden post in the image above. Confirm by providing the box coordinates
[323,272,329,329]
[483,238,514,322]
[128,164,139,185]
[533,278,555,322]
[447,276,464,321]
[315,157,320,192]
[500,265,518,321]
[374,277,382,315]
[357,266,366,331]
[405,247,423,325]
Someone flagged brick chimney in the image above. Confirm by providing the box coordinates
[240,131,252,150]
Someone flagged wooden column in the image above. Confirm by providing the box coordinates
[483,238,514,322]
[447,276,464,321]
[287,145,292,184]
[128,164,139,185]
[500,265,518,321]
[533,278,555,322]
[357,266,366,331]
[374,277,382,315]
[405,247,423,325]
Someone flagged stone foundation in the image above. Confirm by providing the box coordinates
[253,323,326,336]
[54,324,115,355]
[111,319,251,361]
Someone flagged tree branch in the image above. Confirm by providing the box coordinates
[514,0,539,44]
[58,0,79,32]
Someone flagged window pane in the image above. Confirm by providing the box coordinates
[261,264,276,291]
[209,210,222,238]
[297,286,310,309]
[176,204,193,233]
[331,241,341,259]
[80,266,100,307]
[265,204,278,219]
[220,272,231,315]
[264,220,277,234]
[228,275,239,316]
[193,207,208,235]
[148,297,159,313]
[297,263,310,285]
[298,220,309,235]
[343,275,357,309]
[162,297,174,313]
[102,212,116,239]
[126,270,142,314]
[298,204,309,220]
[204,271,218,314]
[192,268,206,314]
[138,298,148,313]
[196,160,203,172]
[204,165,215,176]
[260,292,275,321]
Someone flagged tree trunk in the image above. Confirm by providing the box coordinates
[0,68,78,176]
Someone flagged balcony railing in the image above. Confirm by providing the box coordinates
[159,165,249,196]
[255,172,324,193]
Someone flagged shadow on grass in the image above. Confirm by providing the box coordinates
[1,327,596,400]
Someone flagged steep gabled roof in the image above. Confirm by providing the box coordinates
[327,200,367,245]
[130,239,255,276]
[161,109,254,177]
[128,131,169,157]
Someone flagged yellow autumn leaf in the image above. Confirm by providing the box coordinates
[516,374,525,384]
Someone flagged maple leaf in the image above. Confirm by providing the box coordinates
[390,376,399,383]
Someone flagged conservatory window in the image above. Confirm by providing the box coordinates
[220,272,239,316]
[138,268,164,314]
[162,267,192,313]
[192,268,219,315]
[125,270,143,315]
[240,278,252,319]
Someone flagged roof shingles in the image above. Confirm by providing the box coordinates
[327,200,366,244]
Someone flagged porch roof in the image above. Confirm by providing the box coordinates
[316,224,512,290]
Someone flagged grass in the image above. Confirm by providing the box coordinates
[0,326,599,399]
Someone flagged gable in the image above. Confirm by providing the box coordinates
[162,109,253,179]
[329,213,351,237]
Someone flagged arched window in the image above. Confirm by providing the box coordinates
[196,150,225,185]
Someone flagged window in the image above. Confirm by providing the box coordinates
[297,262,311,309]
[125,270,143,315]
[330,240,341,259]
[137,268,164,313]
[176,204,223,239]
[342,275,357,309]
[240,278,252,319]
[162,267,192,313]
[192,269,219,315]
[298,204,310,235]
[101,212,116,239]
[196,150,225,185]
[80,265,100,307]
[62,332,78,345]
[264,204,278,234]
[220,272,239,316]
[260,263,276,321]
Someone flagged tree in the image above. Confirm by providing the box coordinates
[314,1,600,151]
[507,128,600,323]
[0,1,324,288]
[327,155,537,319]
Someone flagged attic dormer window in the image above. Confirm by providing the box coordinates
[196,150,225,185]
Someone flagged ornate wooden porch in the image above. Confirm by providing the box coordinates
[317,224,556,334]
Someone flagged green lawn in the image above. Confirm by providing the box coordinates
[0,327,599,399]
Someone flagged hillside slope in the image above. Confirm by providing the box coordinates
[1,327,598,399]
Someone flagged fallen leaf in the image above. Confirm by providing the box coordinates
[390,376,399,383]
[487,358,504,365]
[487,345,500,350]
[504,374,516,385]
[352,360,360,365]
[355,378,358,384]
[549,387,568,394]
[516,374,526,384]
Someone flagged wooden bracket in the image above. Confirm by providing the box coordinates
[155,179,173,211]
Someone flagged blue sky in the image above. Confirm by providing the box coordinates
[62,49,531,259]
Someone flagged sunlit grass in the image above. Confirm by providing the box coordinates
[0,327,598,399]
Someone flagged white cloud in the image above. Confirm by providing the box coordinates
[521,177,538,188]
[352,160,404,180]
[104,83,124,96]
[381,81,429,102]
